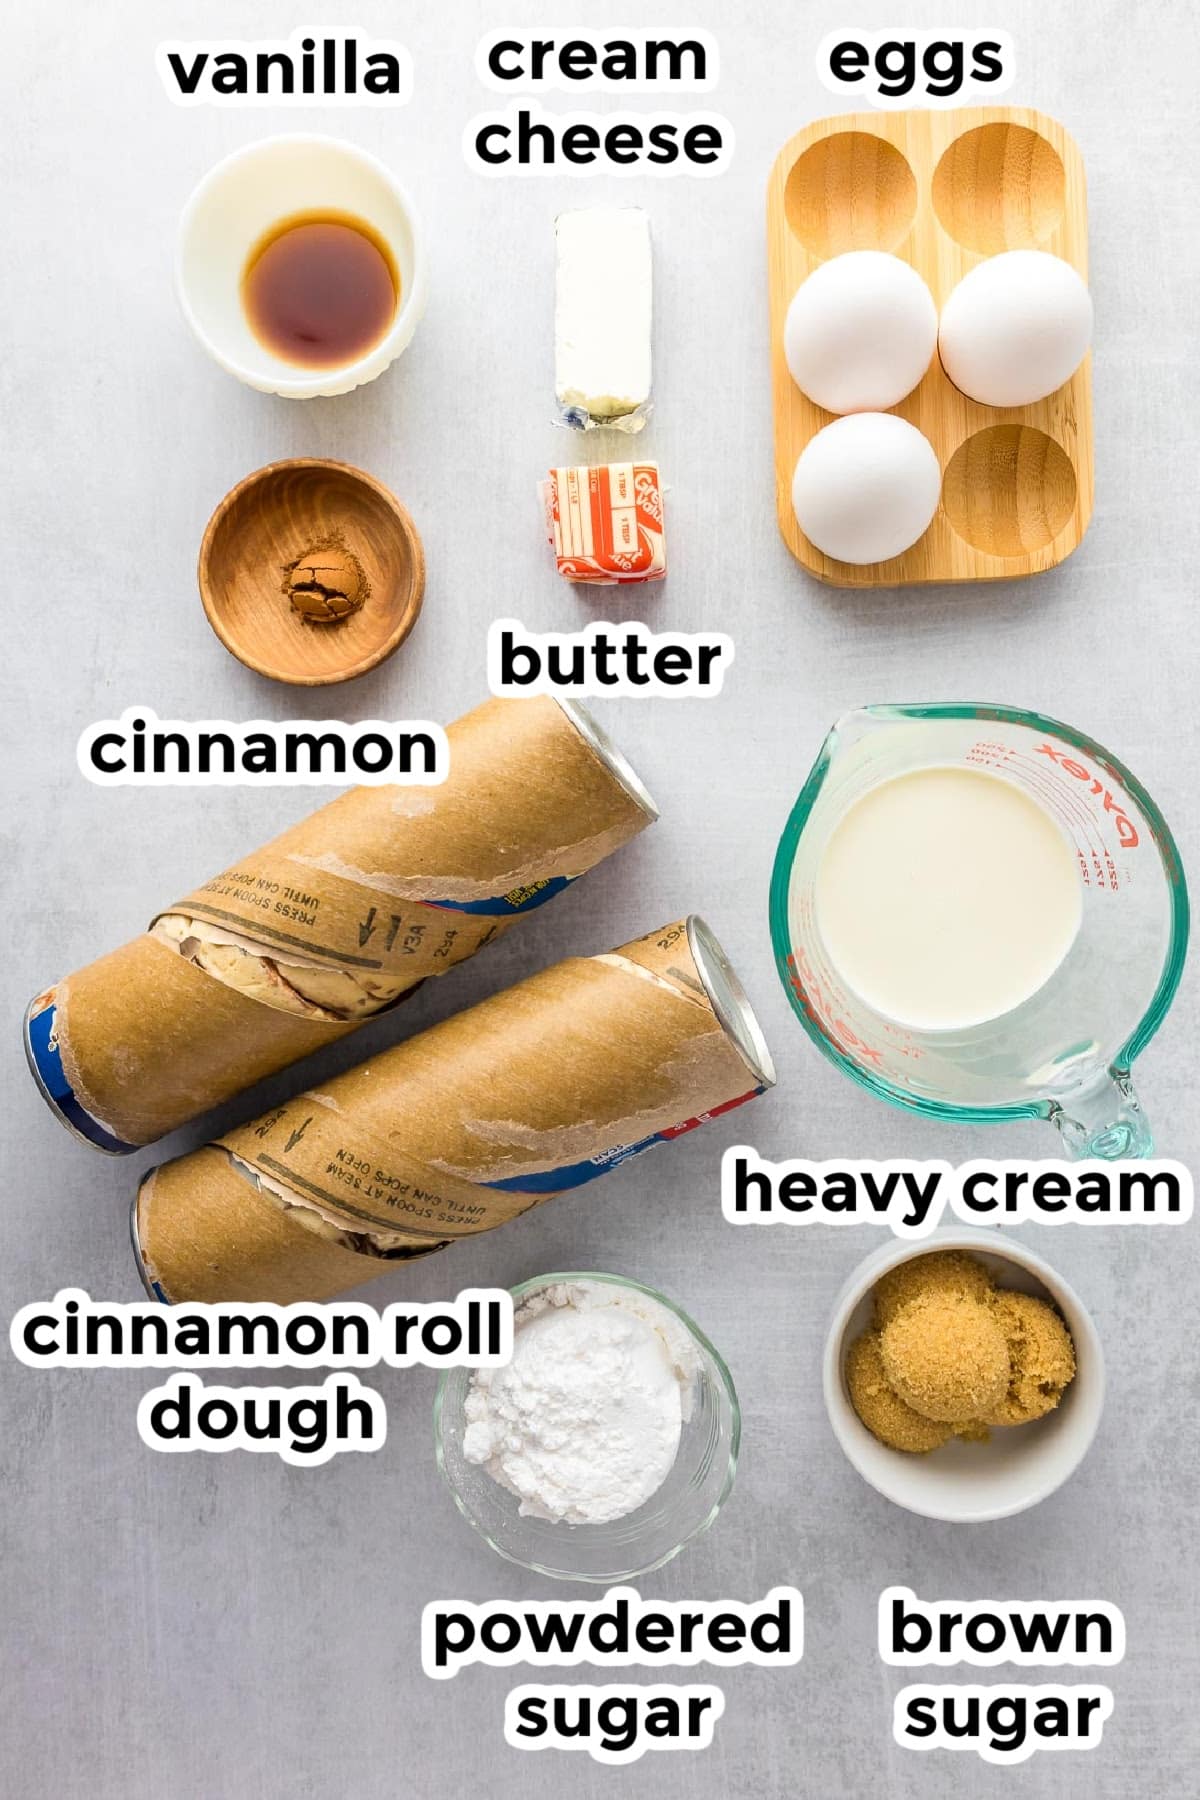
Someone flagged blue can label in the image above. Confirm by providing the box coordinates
[426,874,575,918]
[25,998,138,1155]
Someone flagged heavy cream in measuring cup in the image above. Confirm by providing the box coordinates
[814,766,1082,1032]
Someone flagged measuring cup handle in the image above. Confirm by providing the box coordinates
[1051,1069,1154,1160]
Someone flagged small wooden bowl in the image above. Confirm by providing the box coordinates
[198,458,425,685]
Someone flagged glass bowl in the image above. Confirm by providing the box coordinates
[433,1272,740,1582]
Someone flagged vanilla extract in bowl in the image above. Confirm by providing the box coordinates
[241,209,399,369]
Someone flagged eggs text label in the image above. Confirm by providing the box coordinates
[817,31,1014,107]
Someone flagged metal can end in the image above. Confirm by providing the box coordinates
[686,916,777,1091]
[556,698,660,823]
[24,994,138,1156]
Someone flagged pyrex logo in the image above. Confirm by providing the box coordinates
[1035,745,1139,848]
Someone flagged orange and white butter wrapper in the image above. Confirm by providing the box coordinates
[542,462,666,585]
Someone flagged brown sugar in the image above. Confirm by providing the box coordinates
[985,1290,1076,1425]
[873,1248,994,1329]
[880,1292,1010,1423]
[845,1249,1078,1457]
[845,1331,953,1454]
[952,1418,992,1443]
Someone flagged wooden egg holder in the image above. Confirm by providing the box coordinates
[767,107,1093,587]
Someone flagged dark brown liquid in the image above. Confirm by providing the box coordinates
[242,210,399,369]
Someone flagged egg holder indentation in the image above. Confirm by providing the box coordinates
[767,107,1092,586]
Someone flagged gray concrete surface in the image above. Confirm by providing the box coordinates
[1,2,1197,1795]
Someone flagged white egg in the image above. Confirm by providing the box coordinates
[939,250,1093,407]
[784,251,938,413]
[792,414,941,565]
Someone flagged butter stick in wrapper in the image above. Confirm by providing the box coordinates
[132,917,776,1305]
[26,698,656,1152]
[542,462,666,585]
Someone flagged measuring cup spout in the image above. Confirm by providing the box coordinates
[1050,1069,1154,1161]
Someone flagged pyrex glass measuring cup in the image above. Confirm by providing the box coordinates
[769,704,1188,1158]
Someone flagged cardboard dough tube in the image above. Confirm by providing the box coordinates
[26,697,655,1152]
[132,916,776,1304]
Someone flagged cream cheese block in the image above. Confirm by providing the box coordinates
[554,206,652,427]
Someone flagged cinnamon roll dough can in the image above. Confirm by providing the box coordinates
[26,698,655,1151]
[132,917,776,1304]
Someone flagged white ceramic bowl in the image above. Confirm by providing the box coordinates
[823,1229,1103,1522]
[178,134,426,398]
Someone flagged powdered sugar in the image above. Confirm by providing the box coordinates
[462,1280,696,1525]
